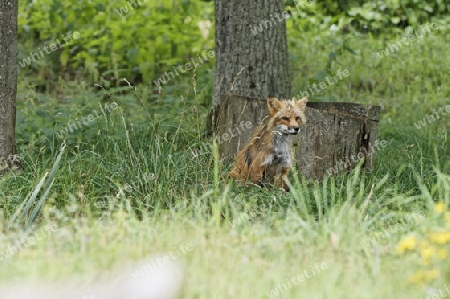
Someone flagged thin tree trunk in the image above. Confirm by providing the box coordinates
[0,0,19,174]
[207,0,291,133]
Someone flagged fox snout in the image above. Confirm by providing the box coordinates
[275,125,300,135]
[288,127,300,135]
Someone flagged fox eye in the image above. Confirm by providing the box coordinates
[296,117,301,122]
[282,117,290,121]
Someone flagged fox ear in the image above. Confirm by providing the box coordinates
[295,96,308,111]
[267,97,282,117]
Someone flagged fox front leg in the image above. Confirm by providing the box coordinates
[278,167,291,192]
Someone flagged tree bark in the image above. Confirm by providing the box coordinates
[0,0,19,174]
[207,0,291,133]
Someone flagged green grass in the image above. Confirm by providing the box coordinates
[1,25,450,298]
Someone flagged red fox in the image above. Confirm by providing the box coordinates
[229,96,308,191]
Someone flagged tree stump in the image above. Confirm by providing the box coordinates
[216,94,381,180]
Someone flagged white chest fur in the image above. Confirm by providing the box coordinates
[261,133,292,168]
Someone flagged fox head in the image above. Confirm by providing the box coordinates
[267,96,308,135]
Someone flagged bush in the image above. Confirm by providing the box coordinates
[18,0,215,85]
[17,0,449,87]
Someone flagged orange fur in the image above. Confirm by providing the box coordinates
[229,96,308,191]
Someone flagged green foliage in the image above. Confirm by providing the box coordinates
[18,0,449,89]
[18,0,215,85]
[293,0,450,32]
[346,0,449,31]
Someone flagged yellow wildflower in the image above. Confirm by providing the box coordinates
[420,240,430,249]
[425,269,440,281]
[409,269,440,285]
[429,231,450,245]
[434,202,446,213]
[397,235,417,254]
[409,270,425,284]
[438,248,448,259]
[420,246,435,261]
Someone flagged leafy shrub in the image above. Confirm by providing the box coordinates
[18,0,215,85]
[17,0,449,89]
[293,0,450,32]
[345,0,449,31]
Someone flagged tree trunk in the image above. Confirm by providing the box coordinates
[207,0,291,133]
[216,95,381,180]
[0,0,19,174]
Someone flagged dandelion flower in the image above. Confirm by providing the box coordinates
[438,249,448,259]
[421,246,435,261]
[420,240,430,249]
[429,231,450,245]
[434,202,446,213]
[397,235,417,254]
[409,270,425,284]
[425,269,440,281]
